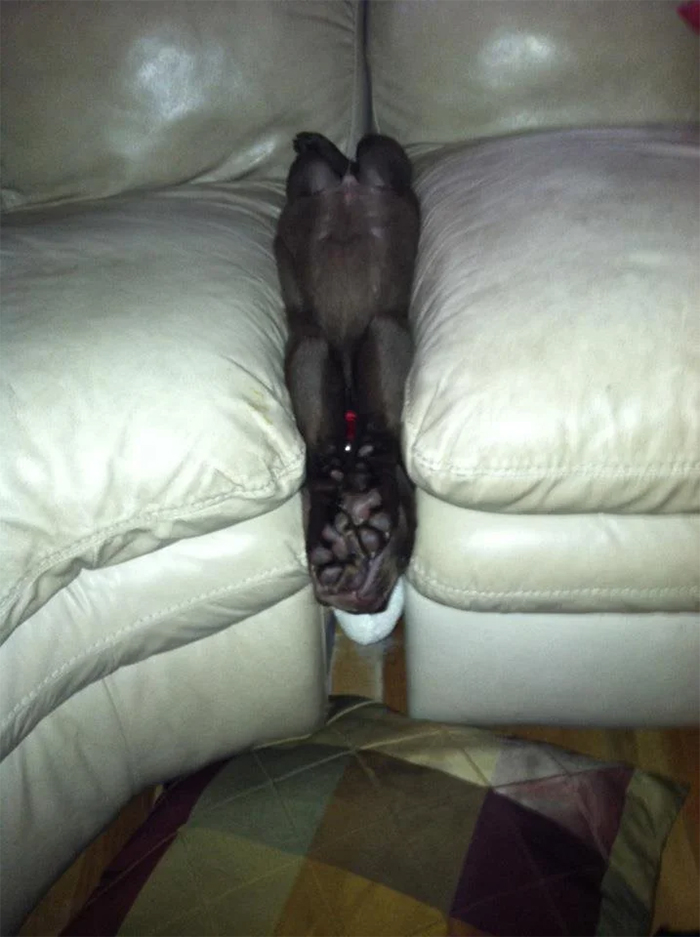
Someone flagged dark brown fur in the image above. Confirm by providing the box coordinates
[275,133,419,613]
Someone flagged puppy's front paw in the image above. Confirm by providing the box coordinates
[293,132,326,155]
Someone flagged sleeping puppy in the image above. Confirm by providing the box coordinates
[275,132,419,614]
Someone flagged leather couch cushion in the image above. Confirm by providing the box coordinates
[404,587,700,725]
[409,492,700,614]
[1,0,364,209]
[1,585,326,936]
[1,184,304,634]
[404,127,700,514]
[0,497,312,759]
[368,0,699,144]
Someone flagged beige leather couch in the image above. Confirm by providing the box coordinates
[367,2,700,726]
[1,1,698,932]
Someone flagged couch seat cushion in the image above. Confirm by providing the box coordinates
[404,127,699,514]
[409,491,700,614]
[1,184,303,634]
[0,497,314,759]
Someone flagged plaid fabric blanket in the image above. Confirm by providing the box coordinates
[64,699,686,936]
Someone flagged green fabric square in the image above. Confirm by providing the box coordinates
[187,784,302,853]
[118,835,206,936]
[177,828,301,899]
[273,753,355,849]
[205,861,307,937]
[310,750,487,913]
[255,742,350,781]
[189,754,270,818]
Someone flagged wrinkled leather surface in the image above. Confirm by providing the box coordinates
[405,127,700,513]
[1,0,364,209]
[1,583,327,935]
[1,184,306,635]
[405,584,700,725]
[368,0,699,144]
[0,496,311,759]
[409,491,700,614]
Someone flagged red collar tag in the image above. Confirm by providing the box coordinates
[345,409,357,442]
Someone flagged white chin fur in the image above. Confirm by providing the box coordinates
[334,577,405,646]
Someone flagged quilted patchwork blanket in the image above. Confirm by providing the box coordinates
[64,699,686,936]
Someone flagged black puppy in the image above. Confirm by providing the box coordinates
[275,132,420,614]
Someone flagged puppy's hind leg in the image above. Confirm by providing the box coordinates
[284,323,353,595]
[307,312,415,616]
[354,133,414,193]
[285,132,350,199]
[340,312,415,611]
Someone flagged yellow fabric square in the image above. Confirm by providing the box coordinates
[284,858,444,937]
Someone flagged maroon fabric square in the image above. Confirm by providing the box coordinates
[451,790,606,936]
[498,765,633,861]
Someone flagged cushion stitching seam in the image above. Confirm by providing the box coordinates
[1,561,307,735]
[410,564,698,598]
[408,450,700,477]
[0,466,304,614]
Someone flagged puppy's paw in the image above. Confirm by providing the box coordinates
[306,444,412,614]
[293,132,327,155]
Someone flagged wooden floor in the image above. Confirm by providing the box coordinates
[20,620,699,936]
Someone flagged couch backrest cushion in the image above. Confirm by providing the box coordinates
[368,0,699,145]
[1,0,365,210]
[403,127,700,515]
